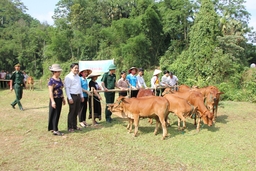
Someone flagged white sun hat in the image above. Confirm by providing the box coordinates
[153,69,162,76]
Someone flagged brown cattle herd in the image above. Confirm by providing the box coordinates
[108,85,223,140]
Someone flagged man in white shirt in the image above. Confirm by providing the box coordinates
[137,68,147,89]
[161,70,170,87]
[64,63,84,132]
[169,72,178,91]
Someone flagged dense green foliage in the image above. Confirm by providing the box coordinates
[0,0,256,101]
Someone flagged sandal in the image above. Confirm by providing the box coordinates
[68,129,74,132]
[53,131,64,136]
[83,122,88,127]
[74,127,82,131]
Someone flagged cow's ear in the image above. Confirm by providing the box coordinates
[218,92,224,95]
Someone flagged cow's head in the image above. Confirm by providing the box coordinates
[201,110,214,126]
[107,96,128,118]
[162,87,174,96]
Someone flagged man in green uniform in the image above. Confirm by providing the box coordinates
[101,64,120,123]
[10,63,26,111]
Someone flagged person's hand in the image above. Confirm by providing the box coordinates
[104,88,109,91]
[87,92,92,96]
[10,87,13,91]
[68,99,74,104]
[51,102,56,109]
[62,99,66,105]
[81,98,84,102]
[98,96,102,100]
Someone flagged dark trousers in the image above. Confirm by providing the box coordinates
[11,84,23,108]
[153,89,161,96]
[1,81,6,88]
[104,92,115,120]
[48,98,63,131]
[79,97,88,122]
[131,90,139,97]
[67,95,81,129]
[119,92,127,96]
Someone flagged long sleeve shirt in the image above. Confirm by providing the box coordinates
[64,72,83,100]
[137,75,147,88]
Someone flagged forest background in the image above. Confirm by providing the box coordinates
[1,0,256,102]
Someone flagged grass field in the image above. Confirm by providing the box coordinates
[0,87,256,171]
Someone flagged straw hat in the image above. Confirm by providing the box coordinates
[49,64,62,71]
[153,69,162,76]
[129,67,138,73]
[87,72,101,79]
[79,68,92,76]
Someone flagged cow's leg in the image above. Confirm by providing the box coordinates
[154,117,160,135]
[177,113,186,130]
[127,118,133,133]
[177,117,181,130]
[165,115,170,127]
[196,118,201,132]
[133,115,139,137]
[158,116,167,140]
[148,118,153,125]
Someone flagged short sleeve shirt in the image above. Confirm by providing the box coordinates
[126,74,137,87]
[48,78,64,98]
[101,72,116,89]
[80,77,89,97]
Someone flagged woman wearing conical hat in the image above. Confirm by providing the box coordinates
[78,68,92,127]
[151,69,162,96]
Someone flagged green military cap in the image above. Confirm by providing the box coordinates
[108,64,116,70]
[15,63,21,67]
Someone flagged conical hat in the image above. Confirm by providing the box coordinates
[153,69,162,76]
[79,68,92,76]
[87,72,101,79]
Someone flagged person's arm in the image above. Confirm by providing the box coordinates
[64,76,72,100]
[151,77,156,88]
[101,73,108,91]
[115,81,120,89]
[48,85,56,109]
[137,76,141,88]
[10,80,13,91]
[143,78,147,88]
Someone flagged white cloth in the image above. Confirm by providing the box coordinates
[161,75,170,86]
[169,75,178,86]
[151,76,159,88]
[64,72,83,100]
[24,74,29,81]
[137,75,147,88]
[0,71,6,79]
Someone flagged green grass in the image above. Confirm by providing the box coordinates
[0,88,256,171]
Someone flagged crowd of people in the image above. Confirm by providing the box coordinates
[0,69,29,89]
[6,62,178,136]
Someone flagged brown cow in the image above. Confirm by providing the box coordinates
[137,89,155,124]
[178,85,223,122]
[26,76,34,91]
[162,88,214,129]
[163,94,199,130]
[108,96,169,140]
[178,84,191,92]
[192,86,224,121]
[137,88,154,97]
